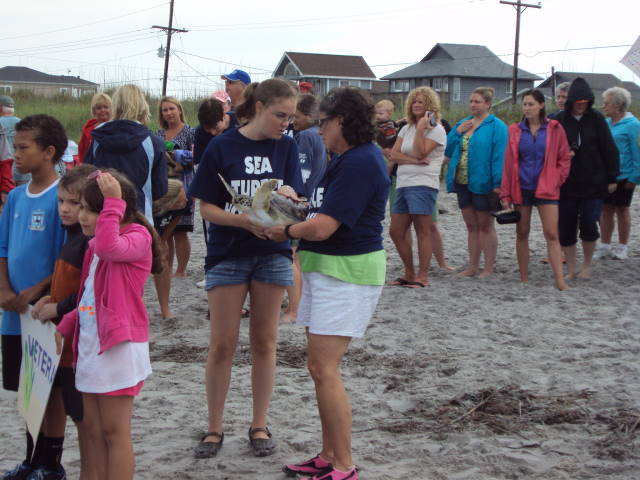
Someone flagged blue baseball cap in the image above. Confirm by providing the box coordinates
[221,69,251,85]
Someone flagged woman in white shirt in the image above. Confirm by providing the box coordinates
[384,86,446,287]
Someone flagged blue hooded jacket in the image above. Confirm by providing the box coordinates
[445,114,508,195]
[85,120,168,221]
[606,112,640,185]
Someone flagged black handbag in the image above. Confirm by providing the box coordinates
[491,208,521,225]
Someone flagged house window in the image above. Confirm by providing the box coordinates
[506,80,513,94]
[360,80,372,90]
[453,78,461,102]
[432,77,442,91]
[284,63,298,78]
[339,80,349,88]
[328,79,340,91]
[0,86,11,94]
[391,80,409,92]
[441,78,449,92]
[348,80,359,87]
[59,87,69,95]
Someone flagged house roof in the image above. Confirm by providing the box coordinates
[537,72,624,90]
[0,66,97,86]
[381,43,541,81]
[622,81,640,95]
[278,52,376,79]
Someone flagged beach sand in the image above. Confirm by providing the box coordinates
[2,191,639,479]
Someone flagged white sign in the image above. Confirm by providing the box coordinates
[18,306,62,440]
[621,36,640,78]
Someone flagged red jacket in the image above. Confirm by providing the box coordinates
[500,119,571,205]
[0,159,14,194]
[57,198,152,361]
[77,118,99,163]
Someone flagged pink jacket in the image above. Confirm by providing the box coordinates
[57,197,152,361]
[500,119,572,205]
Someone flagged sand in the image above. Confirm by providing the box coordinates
[1,191,639,479]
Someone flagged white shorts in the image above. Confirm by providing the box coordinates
[297,272,383,338]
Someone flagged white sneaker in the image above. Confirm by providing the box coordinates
[196,278,206,288]
[593,243,612,260]
[611,244,628,260]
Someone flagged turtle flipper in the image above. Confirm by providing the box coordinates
[218,174,239,201]
[252,179,279,212]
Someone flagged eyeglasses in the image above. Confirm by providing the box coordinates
[268,108,295,124]
[318,116,334,128]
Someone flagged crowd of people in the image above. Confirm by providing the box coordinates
[0,71,638,480]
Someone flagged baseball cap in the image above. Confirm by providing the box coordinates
[0,95,15,108]
[221,69,251,85]
[299,82,314,93]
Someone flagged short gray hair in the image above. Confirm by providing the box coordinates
[555,82,570,96]
[603,86,631,112]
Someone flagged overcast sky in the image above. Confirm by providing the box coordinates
[2,0,638,98]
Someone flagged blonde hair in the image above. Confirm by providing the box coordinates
[111,84,150,125]
[375,99,395,114]
[405,86,441,125]
[90,92,112,117]
[471,87,495,105]
[158,96,186,129]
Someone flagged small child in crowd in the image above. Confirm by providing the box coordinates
[0,115,67,480]
[55,169,163,480]
[31,164,98,480]
[375,99,398,149]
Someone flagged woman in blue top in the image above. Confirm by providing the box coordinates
[445,87,507,277]
[596,86,640,260]
[267,88,390,480]
[189,79,304,459]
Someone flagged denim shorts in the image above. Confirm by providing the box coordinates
[205,253,293,289]
[518,189,559,207]
[455,183,492,211]
[392,186,438,215]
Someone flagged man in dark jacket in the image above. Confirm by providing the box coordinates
[555,77,619,279]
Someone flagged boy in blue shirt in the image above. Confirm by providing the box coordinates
[0,114,67,480]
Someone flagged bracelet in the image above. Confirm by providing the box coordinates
[284,224,298,240]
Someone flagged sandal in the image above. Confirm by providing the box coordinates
[388,277,409,286]
[248,426,276,457]
[283,455,332,477]
[300,466,359,480]
[193,431,224,458]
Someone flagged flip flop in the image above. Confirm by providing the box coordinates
[403,281,427,288]
[389,277,409,286]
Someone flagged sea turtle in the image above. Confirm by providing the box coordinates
[218,174,310,227]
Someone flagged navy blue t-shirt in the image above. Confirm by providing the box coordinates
[189,128,304,268]
[299,142,390,256]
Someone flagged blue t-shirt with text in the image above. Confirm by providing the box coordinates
[189,128,304,268]
[299,142,390,256]
[0,180,66,335]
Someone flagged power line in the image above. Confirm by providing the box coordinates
[172,50,272,73]
[0,2,168,42]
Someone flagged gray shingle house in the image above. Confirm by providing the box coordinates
[273,52,377,96]
[381,43,541,107]
[537,71,640,107]
[0,66,98,98]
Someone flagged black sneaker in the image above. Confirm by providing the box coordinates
[26,466,66,480]
[2,463,33,480]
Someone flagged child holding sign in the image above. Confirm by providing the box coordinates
[56,170,162,480]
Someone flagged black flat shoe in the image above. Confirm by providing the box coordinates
[194,431,224,458]
[248,427,276,457]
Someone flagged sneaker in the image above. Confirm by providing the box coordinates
[196,278,206,288]
[611,244,628,260]
[593,243,612,260]
[26,466,66,480]
[301,467,358,480]
[2,463,32,480]
[283,455,332,477]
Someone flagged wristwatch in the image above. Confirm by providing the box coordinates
[284,224,298,240]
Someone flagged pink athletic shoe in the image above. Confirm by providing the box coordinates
[300,467,359,480]
[282,455,332,477]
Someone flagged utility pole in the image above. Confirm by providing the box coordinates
[500,0,541,104]
[152,0,188,96]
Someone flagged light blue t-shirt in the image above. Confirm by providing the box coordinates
[0,180,66,335]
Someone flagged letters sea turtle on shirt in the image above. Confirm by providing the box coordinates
[218,174,309,227]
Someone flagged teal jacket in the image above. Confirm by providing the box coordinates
[445,114,508,194]
[606,113,640,185]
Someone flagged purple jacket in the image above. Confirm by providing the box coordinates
[57,197,152,361]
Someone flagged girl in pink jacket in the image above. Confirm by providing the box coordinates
[500,89,572,290]
[56,169,162,480]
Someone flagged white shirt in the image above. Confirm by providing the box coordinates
[75,254,152,393]
[396,123,446,190]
